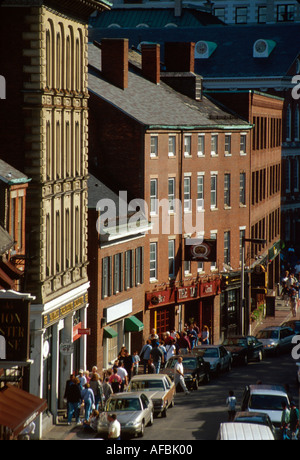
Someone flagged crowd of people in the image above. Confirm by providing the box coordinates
[63,323,210,432]
[281,269,300,317]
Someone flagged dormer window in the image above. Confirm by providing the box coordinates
[195,41,217,59]
[253,39,276,58]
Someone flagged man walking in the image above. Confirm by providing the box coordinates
[174,357,190,395]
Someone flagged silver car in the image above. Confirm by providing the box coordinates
[194,345,232,375]
[97,392,154,438]
[256,326,295,354]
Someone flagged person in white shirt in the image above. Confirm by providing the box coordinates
[165,339,176,361]
[107,413,121,440]
[117,362,128,391]
[174,357,189,395]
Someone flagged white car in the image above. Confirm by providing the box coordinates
[194,345,232,375]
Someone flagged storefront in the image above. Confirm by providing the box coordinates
[102,298,144,370]
[29,282,90,437]
[220,273,243,340]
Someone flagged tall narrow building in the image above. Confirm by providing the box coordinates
[0,0,110,438]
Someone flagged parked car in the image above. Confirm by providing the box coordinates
[240,384,290,435]
[256,326,295,354]
[281,320,300,335]
[233,411,276,438]
[217,422,274,440]
[222,335,264,365]
[160,354,210,390]
[194,344,232,375]
[127,374,175,418]
[97,392,154,439]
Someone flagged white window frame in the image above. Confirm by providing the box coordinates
[225,134,231,156]
[184,175,192,212]
[184,135,192,157]
[150,135,158,158]
[150,178,158,215]
[211,134,218,156]
[150,241,158,281]
[197,173,204,211]
[197,134,205,156]
[210,231,217,271]
[211,173,218,209]
[168,177,176,213]
[240,133,247,155]
[168,239,175,278]
[168,135,176,157]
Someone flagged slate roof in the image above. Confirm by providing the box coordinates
[88,43,251,129]
[89,23,300,79]
[90,7,224,28]
[0,159,30,185]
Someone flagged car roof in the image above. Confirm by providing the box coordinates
[195,344,221,348]
[247,384,288,395]
[235,411,270,419]
[130,374,167,380]
[259,326,286,330]
[109,391,143,398]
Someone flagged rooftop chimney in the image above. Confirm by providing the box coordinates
[164,42,195,73]
[141,43,160,85]
[101,38,128,90]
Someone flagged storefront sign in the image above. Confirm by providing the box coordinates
[200,281,218,298]
[176,284,199,302]
[185,239,217,262]
[43,293,88,328]
[146,288,175,309]
[78,328,91,335]
[59,342,74,355]
[0,299,30,362]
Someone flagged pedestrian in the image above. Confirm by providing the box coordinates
[201,325,210,344]
[83,409,100,433]
[290,288,297,317]
[187,324,198,350]
[226,390,237,422]
[117,361,128,391]
[165,338,176,362]
[81,383,95,422]
[102,377,113,402]
[123,349,134,382]
[140,340,152,373]
[147,358,155,374]
[289,401,299,440]
[159,340,167,368]
[150,341,164,373]
[281,401,290,440]
[132,351,140,376]
[176,332,191,354]
[77,369,87,390]
[107,413,121,440]
[89,372,103,410]
[174,356,190,395]
[66,377,82,425]
[108,367,122,393]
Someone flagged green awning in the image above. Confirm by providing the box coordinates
[103,326,118,339]
[124,316,144,333]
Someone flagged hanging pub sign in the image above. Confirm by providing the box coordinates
[146,288,175,309]
[185,239,217,262]
[0,297,30,362]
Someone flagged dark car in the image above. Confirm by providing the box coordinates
[160,354,210,390]
[222,335,264,365]
[233,411,277,438]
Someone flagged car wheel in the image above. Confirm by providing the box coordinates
[138,421,145,437]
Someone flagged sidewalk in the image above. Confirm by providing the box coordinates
[251,296,300,336]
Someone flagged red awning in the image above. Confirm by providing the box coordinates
[0,384,47,437]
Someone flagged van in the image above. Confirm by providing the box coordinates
[217,422,275,440]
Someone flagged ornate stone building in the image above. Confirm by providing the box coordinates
[0,0,110,438]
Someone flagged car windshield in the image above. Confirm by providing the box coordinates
[130,380,165,391]
[106,398,141,412]
[256,330,279,340]
[234,416,267,425]
[223,338,247,347]
[249,395,288,411]
[198,348,219,358]
[167,358,197,369]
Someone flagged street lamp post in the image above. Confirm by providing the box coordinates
[241,237,267,335]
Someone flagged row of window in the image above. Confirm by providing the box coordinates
[286,105,300,142]
[102,247,144,299]
[150,133,247,158]
[214,4,296,24]
[252,116,282,151]
[251,208,280,251]
[150,229,246,281]
[45,19,84,92]
[150,172,247,214]
[284,157,300,193]
[251,164,281,205]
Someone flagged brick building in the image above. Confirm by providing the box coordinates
[87,174,150,371]
[88,39,253,349]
